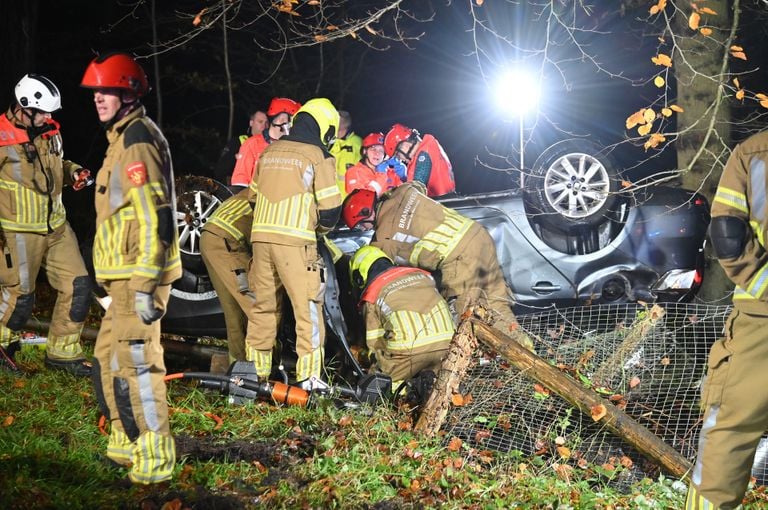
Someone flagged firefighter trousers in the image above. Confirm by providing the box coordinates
[92,281,174,485]
[245,242,325,382]
[440,226,530,348]
[687,309,768,509]
[0,224,89,360]
[200,230,254,362]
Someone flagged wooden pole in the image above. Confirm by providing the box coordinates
[470,318,692,479]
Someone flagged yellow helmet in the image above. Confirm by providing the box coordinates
[350,245,392,288]
[295,97,340,148]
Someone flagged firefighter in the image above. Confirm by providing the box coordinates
[341,184,532,350]
[245,97,342,389]
[200,189,254,364]
[214,109,267,185]
[230,97,302,189]
[329,110,363,198]
[81,52,181,485]
[686,130,768,509]
[383,123,455,198]
[345,132,402,196]
[0,74,93,375]
[350,245,453,387]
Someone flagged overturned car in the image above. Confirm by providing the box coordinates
[166,139,710,340]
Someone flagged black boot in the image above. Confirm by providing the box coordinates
[0,342,21,373]
[44,356,92,377]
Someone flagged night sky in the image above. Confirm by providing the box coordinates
[4,1,704,194]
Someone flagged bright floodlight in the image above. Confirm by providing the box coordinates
[494,69,540,117]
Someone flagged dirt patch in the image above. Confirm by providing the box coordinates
[175,430,318,467]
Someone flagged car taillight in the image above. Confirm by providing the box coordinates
[652,269,698,291]
[694,197,706,206]
[693,269,703,286]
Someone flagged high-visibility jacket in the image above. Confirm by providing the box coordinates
[248,139,341,245]
[93,107,181,293]
[203,188,253,246]
[330,131,362,197]
[360,266,454,357]
[712,130,768,315]
[0,110,82,234]
[406,134,455,197]
[372,182,475,271]
[345,161,402,196]
[231,132,271,187]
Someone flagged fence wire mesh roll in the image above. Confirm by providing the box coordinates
[442,303,768,487]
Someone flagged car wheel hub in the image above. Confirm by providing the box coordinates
[177,189,222,256]
[544,152,610,219]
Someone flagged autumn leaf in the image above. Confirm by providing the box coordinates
[660,357,671,366]
[731,45,744,51]
[625,109,646,130]
[688,12,700,30]
[735,88,745,100]
[338,415,353,426]
[590,404,607,421]
[314,34,328,42]
[365,24,377,35]
[731,51,747,61]
[643,109,656,123]
[669,104,684,113]
[451,393,466,406]
[733,77,741,88]
[644,133,666,150]
[649,5,660,15]
[661,107,672,117]
[474,429,492,442]
[555,436,566,446]
[620,456,634,468]
[630,376,642,388]
[638,123,652,136]
[2,416,14,427]
[651,54,673,67]
[476,0,484,5]
[553,462,574,481]
[700,7,717,15]
[160,498,183,510]
[700,27,712,36]
[307,0,320,4]
[13,380,25,389]
[192,8,208,26]
[654,76,665,88]
[327,24,339,31]
[447,437,463,451]
[761,99,768,109]
[557,446,572,459]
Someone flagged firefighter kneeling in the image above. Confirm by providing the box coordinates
[350,245,454,389]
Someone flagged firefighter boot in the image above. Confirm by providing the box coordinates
[44,356,93,377]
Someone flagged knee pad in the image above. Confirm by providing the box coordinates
[70,276,93,322]
[91,358,111,420]
[157,207,174,245]
[6,293,35,331]
[114,376,140,442]
[710,216,748,260]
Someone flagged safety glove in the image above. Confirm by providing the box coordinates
[72,169,94,191]
[134,291,163,324]
[375,157,407,181]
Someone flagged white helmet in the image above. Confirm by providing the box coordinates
[15,74,62,112]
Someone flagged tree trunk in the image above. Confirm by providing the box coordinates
[151,0,163,127]
[675,0,736,304]
[222,0,234,141]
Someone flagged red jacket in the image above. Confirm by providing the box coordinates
[406,134,455,197]
[231,133,269,186]
[345,161,402,196]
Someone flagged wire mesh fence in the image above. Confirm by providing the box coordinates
[442,303,768,487]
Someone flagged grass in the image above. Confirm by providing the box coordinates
[2,345,768,509]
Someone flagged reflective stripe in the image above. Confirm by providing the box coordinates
[746,264,768,298]
[713,186,748,213]
[0,178,66,233]
[107,428,133,466]
[692,404,719,486]
[46,332,83,359]
[247,348,272,378]
[751,157,766,223]
[409,209,472,266]
[296,349,323,381]
[207,197,252,242]
[129,430,175,484]
[129,342,160,432]
[366,302,454,352]
[15,234,29,292]
[315,183,340,201]
[252,192,317,242]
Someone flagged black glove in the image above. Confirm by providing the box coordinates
[134,291,163,324]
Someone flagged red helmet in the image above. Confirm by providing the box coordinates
[342,189,377,229]
[362,132,385,149]
[80,53,149,97]
[267,97,302,117]
[384,123,417,157]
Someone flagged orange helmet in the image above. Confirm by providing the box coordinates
[267,97,302,117]
[362,132,385,149]
[80,53,149,97]
[384,123,417,157]
[342,189,377,229]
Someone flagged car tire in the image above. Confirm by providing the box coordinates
[175,176,233,273]
[525,139,623,234]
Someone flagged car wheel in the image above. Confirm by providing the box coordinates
[525,139,623,233]
[175,176,233,273]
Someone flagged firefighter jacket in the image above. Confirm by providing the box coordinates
[371,182,477,271]
[93,107,181,293]
[360,266,455,356]
[345,161,402,196]
[712,130,768,315]
[0,109,83,234]
[248,139,341,245]
[406,134,455,197]
[330,131,362,196]
[202,188,253,250]
[231,132,270,187]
